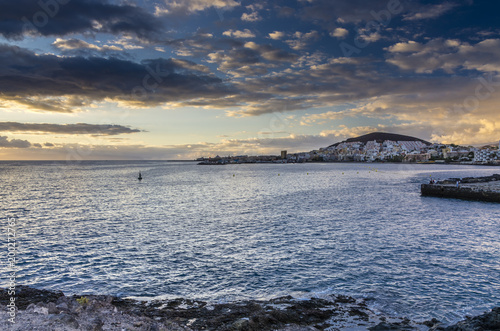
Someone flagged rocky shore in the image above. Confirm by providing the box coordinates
[1,287,499,330]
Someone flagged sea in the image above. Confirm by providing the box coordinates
[1,161,499,325]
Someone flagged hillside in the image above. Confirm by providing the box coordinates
[328,132,431,148]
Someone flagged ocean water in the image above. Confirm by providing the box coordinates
[1,161,499,324]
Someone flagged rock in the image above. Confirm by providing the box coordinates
[444,307,500,331]
[47,302,58,314]
[278,326,317,331]
[423,318,440,327]
[26,303,37,312]
[368,322,416,330]
[0,285,64,309]
[231,318,250,330]
[58,313,80,329]
[88,317,104,331]
[33,305,49,315]
[1,286,499,331]
[56,301,69,311]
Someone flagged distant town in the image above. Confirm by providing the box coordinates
[197,132,500,165]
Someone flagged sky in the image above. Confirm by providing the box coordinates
[0,0,499,160]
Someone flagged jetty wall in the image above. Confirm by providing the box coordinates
[421,183,500,202]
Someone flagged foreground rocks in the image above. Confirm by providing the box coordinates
[1,287,499,330]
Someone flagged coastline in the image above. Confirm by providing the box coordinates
[197,160,500,166]
[1,287,499,330]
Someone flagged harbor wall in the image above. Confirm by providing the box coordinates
[421,183,500,202]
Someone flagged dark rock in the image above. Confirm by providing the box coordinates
[47,302,58,314]
[57,313,80,329]
[335,295,356,304]
[349,308,370,320]
[368,322,415,330]
[56,301,69,311]
[3,286,499,331]
[231,318,250,331]
[444,307,500,331]
[0,285,64,309]
[88,317,104,331]
[423,318,441,327]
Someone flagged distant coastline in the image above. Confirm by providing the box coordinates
[197,159,500,166]
[197,132,500,166]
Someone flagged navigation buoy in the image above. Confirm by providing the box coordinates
[138,172,143,181]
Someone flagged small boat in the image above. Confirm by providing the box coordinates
[138,172,143,181]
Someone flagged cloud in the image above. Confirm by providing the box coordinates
[52,38,123,55]
[0,136,31,148]
[244,42,298,62]
[403,2,457,21]
[357,30,382,43]
[299,0,403,24]
[0,0,164,40]
[268,31,285,40]
[276,6,295,18]
[330,28,349,39]
[160,0,239,14]
[241,11,262,22]
[0,44,233,112]
[223,29,256,38]
[167,31,233,58]
[0,122,142,135]
[386,40,423,53]
[0,134,339,159]
[386,38,500,73]
[285,31,320,50]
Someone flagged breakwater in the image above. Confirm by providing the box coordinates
[421,174,500,202]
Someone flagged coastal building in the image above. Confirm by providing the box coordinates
[404,153,430,162]
[474,149,499,164]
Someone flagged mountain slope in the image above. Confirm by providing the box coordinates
[328,132,431,148]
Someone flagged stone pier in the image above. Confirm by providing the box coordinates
[421,174,500,202]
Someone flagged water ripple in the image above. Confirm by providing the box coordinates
[1,161,499,324]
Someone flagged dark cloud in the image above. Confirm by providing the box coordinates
[386,38,500,73]
[244,42,299,62]
[0,135,31,148]
[298,0,469,28]
[299,0,405,25]
[403,2,457,21]
[0,44,234,111]
[0,122,142,135]
[0,0,164,39]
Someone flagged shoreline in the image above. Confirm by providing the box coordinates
[1,286,499,330]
